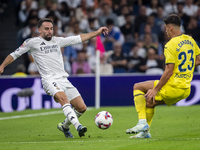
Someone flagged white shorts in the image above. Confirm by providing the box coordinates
[42,76,81,102]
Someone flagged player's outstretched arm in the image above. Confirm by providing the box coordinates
[0,55,14,75]
[80,27,108,43]
[195,54,200,66]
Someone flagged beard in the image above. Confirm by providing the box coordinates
[44,34,52,41]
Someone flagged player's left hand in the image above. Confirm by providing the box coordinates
[97,27,108,36]
[144,89,158,103]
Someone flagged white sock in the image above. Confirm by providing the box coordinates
[63,107,83,129]
[139,119,147,124]
[62,103,81,130]
[73,107,83,118]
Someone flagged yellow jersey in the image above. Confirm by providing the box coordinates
[164,34,200,88]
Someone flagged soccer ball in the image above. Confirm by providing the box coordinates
[95,111,113,129]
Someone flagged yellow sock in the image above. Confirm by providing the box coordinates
[133,90,146,120]
[146,108,155,127]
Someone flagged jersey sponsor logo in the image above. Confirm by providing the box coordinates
[174,73,191,79]
[40,45,58,54]
[40,42,46,45]
[40,45,58,51]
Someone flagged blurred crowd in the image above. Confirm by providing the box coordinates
[12,0,200,76]
[0,0,7,14]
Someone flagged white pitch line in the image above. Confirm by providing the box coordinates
[0,110,63,121]
[0,108,92,121]
[2,138,200,144]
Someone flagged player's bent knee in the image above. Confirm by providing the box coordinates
[77,105,87,113]
[133,83,140,90]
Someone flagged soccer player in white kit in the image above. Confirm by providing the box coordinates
[0,18,108,138]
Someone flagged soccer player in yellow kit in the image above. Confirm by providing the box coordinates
[126,14,200,138]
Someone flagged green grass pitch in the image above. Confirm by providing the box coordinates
[0,105,200,150]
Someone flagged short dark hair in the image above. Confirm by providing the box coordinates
[163,14,181,27]
[37,18,53,28]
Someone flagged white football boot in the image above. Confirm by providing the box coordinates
[129,131,151,138]
[126,123,149,134]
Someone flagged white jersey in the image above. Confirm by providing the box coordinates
[10,35,82,80]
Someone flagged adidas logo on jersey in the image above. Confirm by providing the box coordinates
[40,42,46,45]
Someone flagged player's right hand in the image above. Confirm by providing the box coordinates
[144,89,157,103]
